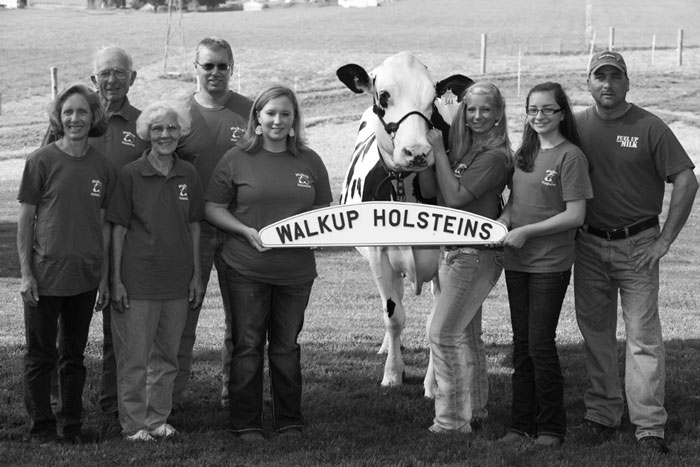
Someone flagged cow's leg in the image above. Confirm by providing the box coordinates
[366,247,406,387]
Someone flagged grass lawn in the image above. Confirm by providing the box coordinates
[1,1,700,465]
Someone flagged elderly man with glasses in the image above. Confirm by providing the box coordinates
[42,46,147,425]
[173,37,253,411]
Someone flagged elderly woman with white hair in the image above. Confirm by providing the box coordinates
[106,100,205,441]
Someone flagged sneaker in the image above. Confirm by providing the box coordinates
[570,419,615,439]
[237,431,265,442]
[24,431,58,445]
[637,435,670,454]
[149,424,177,439]
[125,429,155,442]
[428,423,471,434]
[498,431,530,446]
[278,428,303,438]
[469,418,485,432]
[58,432,87,445]
[534,434,563,448]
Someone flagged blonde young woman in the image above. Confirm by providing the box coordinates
[419,82,513,433]
[205,85,332,441]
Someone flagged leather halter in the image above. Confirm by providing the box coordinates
[372,153,411,202]
[372,102,434,142]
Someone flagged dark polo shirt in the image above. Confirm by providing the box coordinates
[106,152,204,300]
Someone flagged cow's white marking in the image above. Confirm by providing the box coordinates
[338,52,442,395]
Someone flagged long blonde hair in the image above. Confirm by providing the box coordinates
[447,82,512,168]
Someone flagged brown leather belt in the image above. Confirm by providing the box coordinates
[582,216,659,241]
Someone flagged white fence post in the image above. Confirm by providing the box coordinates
[651,33,656,65]
[517,46,522,98]
[608,27,615,51]
[50,67,58,100]
[480,33,487,74]
[677,28,684,66]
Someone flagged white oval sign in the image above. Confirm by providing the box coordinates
[260,202,507,248]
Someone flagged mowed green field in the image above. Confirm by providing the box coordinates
[1,1,700,466]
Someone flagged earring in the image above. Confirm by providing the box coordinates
[255,125,262,135]
[289,128,295,138]
[494,121,499,127]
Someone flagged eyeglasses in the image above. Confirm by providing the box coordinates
[150,124,180,135]
[94,68,130,80]
[195,61,232,72]
[526,107,563,116]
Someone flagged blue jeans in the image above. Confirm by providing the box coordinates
[174,222,234,405]
[428,248,502,432]
[574,226,666,439]
[225,266,313,434]
[23,290,96,437]
[505,269,570,439]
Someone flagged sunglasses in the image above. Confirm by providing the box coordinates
[195,61,232,72]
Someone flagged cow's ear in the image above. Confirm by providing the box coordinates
[435,74,474,100]
[337,64,373,94]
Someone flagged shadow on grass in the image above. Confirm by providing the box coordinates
[1,338,699,465]
[0,221,19,278]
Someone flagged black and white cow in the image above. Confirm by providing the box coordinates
[336,52,472,394]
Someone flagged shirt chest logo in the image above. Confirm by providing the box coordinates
[178,183,189,200]
[230,126,245,142]
[296,173,312,188]
[122,131,137,147]
[91,179,103,197]
[542,169,558,187]
[616,135,639,148]
[453,163,467,178]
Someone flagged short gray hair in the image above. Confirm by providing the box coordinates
[93,46,133,73]
[136,101,192,141]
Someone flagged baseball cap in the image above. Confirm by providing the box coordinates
[588,51,627,76]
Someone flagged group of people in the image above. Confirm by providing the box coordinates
[18,37,330,444]
[419,51,696,456]
[17,42,696,455]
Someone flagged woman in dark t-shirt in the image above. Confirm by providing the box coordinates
[205,85,332,441]
[496,82,592,447]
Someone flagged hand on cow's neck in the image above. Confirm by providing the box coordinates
[195,89,229,109]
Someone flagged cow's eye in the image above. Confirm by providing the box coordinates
[378,91,390,109]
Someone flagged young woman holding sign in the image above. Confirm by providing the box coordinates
[205,85,332,441]
[496,82,592,447]
[420,82,513,433]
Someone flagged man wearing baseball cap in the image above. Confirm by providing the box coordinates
[573,50,697,453]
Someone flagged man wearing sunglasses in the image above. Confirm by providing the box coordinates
[574,51,697,454]
[42,46,147,426]
[174,37,253,411]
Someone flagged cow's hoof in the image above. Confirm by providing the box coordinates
[380,371,404,387]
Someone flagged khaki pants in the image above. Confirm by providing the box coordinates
[112,298,188,435]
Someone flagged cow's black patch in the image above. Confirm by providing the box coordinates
[362,161,394,201]
[386,298,396,318]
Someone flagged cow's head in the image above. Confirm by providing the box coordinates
[337,52,472,173]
